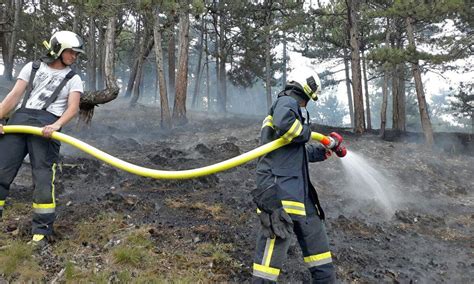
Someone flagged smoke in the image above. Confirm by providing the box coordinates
[340,151,402,217]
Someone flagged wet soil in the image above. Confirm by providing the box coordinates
[4,103,473,283]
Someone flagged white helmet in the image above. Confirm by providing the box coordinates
[286,67,322,101]
[44,31,84,59]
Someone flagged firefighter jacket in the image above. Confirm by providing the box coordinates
[256,89,328,219]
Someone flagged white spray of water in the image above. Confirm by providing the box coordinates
[340,151,400,216]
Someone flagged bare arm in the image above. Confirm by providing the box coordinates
[0,79,28,134]
[42,91,81,138]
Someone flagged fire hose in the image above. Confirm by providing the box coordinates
[2,125,346,179]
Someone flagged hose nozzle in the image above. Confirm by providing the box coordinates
[328,132,347,158]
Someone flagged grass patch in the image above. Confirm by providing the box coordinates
[3,202,31,219]
[112,245,151,268]
[125,227,154,249]
[165,199,225,220]
[75,212,125,247]
[0,241,44,280]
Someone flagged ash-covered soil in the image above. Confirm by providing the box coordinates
[3,103,473,283]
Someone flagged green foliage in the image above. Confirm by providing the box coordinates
[451,83,474,120]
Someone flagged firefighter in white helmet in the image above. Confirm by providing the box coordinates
[251,67,344,283]
[0,30,84,249]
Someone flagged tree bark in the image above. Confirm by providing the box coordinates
[264,0,273,110]
[406,16,434,146]
[343,48,354,128]
[153,7,171,129]
[205,30,210,113]
[168,13,176,106]
[79,14,119,124]
[218,13,227,113]
[3,0,20,81]
[362,49,371,130]
[192,18,205,109]
[87,16,97,91]
[347,0,365,133]
[172,10,190,125]
[380,19,390,139]
[124,19,142,98]
[130,34,154,107]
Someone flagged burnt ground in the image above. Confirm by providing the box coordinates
[1,103,473,283]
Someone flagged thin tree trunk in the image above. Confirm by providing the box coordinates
[104,15,118,90]
[87,16,97,91]
[124,20,142,97]
[347,0,365,133]
[79,14,119,124]
[218,15,227,113]
[172,10,190,125]
[282,31,287,86]
[265,31,272,110]
[97,26,105,90]
[362,49,371,130]
[3,0,20,81]
[406,16,434,146]
[130,35,154,107]
[205,31,210,113]
[168,16,176,106]
[343,48,354,128]
[192,18,205,109]
[380,18,390,138]
[153,7,171,129]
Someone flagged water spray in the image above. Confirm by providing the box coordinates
[3,125,347,179]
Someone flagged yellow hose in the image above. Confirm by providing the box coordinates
[3,125,332,179]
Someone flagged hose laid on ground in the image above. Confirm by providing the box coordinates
[3,125,333,179]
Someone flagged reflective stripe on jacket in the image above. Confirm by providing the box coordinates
[256,91,327,218]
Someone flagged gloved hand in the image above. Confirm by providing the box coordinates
[251,184,293,239]
[329,132,347,157]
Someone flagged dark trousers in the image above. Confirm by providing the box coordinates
[252,214,336,283]
[0,109,60,235]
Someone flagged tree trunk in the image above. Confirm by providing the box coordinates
[362,49,371,130]
[406,16,434,146]
[130,35,154,107]
[192,18,205,109]
[265,31,272,110]
[79,14,119,124]
[264,0,273,110]
[205,31,210,113]
[172,10,190,125]
[218,14,227,113]
[380,19,390,139]
[347,0,365,133]
[87,16,97,91]
[124,20,142,97]
[343,48,354,128]
[97,26,106,90]
[3,0,20,81]
[168,16,176,106]
[282,31,287,86]
[153,7,171,129]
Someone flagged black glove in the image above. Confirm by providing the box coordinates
[251,184,293,239]
[0,118,6,125]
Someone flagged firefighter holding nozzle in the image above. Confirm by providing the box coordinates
[251,68,346,283]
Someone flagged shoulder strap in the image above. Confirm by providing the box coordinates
[20,60,42,109]
[42,70,77,110]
